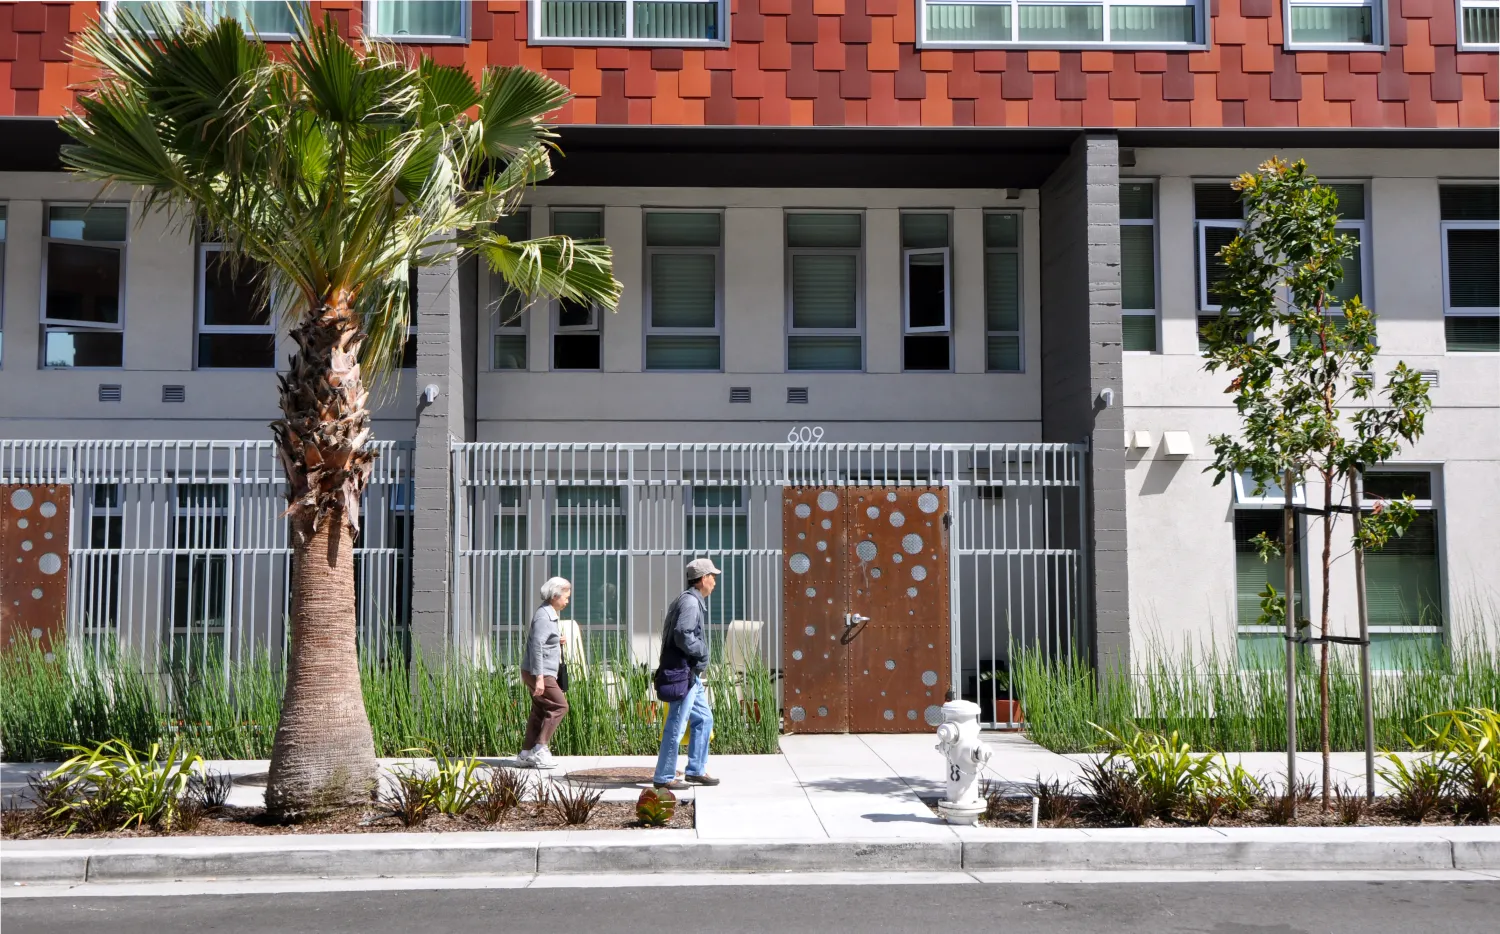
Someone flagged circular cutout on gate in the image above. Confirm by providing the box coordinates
[911,565,927,582]
[889,511,906,527]
[918,492,940,514]
[856,541,878,562]
[790,707,806,722]
[795,503,811,519]
[901,533,923,554]
[817,491,839,511]
[789,553,811,574]
[10,490,34,511]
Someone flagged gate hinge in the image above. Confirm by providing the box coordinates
[942,512,952,530]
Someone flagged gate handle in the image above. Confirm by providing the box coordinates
[841,613,871,645]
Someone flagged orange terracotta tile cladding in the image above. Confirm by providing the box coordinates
[1,1,1494,127]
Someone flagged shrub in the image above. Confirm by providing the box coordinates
[635,787,676,827]
[43,739,203,834]
[1333,782,1368,825]
[1377,753,1449,823]
[187,769,234,812]
[1028,774,1078,825]
[1419,707,1500,824]
[1264,775,1315,825]
[474,768,530,824]
[1094,725,1216,819]
[548,779,602,826]
[1078,759,1152,827]
[378,769,433,828]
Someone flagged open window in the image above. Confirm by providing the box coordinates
[197,242,274,369]
[1194,183,1245,349]
[552,209,605,371]
[490,211,531,370]
[43,205,128,369]
[902,212,952,371]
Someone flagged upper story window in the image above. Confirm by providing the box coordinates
[1440,183,1500,352]
[43,205,128,369]
[109,1,308,37]
[533,0,726,46]
[551,208,605,371]
[1194,182,1244,349]
[1461,0,1500,48]
[786,212,864,372]
[491,211,531,370]
[901,212,953,371]
[984,212,1023,371]
[644,211,723,372]
[1283,0,1383,49]
[1120,181,1158,353]
[197,242,275,369]
[0,203,7,367]
[919,0,1205,47]
[367,1,469,42]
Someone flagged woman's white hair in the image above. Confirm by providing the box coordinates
[539,577,572,603]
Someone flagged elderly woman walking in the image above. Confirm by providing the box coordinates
[519,577,571,769]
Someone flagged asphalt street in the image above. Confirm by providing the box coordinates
[4,881,1499,934]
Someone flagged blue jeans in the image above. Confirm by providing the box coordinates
[653,675,713,784]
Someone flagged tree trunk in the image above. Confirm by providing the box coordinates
[265,294,379,820]
[1283,470,1298,820]
[1319,470,1333,813]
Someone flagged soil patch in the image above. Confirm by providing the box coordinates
[924,795,1494,829]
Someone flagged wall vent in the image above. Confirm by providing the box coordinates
[98,384,122,403]
[787,387,809,404]
[162,385,186,403]
[1355,370,1439,388]
[729,387,751,404]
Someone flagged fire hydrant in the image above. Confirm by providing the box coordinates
[935,697,992,825]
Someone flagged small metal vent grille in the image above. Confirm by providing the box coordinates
[729,387,751,404]
[162,385,186,403]
[787,387,809,404]
[1355,370,1439,387]
[98,384,122,403]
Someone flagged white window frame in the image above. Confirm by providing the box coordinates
[1458,0,1500,49]
[903,247,953,333]
[983,209,1025,371]
[1233,470,1308,507]
[195,241,275,370]
[529,0,729,47]
[1119,182,1159,354]
[1359,467,1446,646]
[551,207,605,371]
[1196,220,1243,312]
[365,0,470,43]
[785,210,865,373]
[41,202,129,370]
[488,210,531,371]
[0,202,7,369]
[103,1,308,39]
[1282,0,1387,51]
[917,0,1208,50]
[643,208,724,373]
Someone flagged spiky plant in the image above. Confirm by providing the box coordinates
[58,10,620,819]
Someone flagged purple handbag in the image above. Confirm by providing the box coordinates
[653,664,693,702]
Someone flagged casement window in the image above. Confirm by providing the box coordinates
[902,212,953,371]
[984,212,1024,371]
[170,483,228,667]
[645,211,722,371]
[42,205,128,369]
[197,243,274,369]
[552,209,605,371]
[918,0,1206,47]
[491,211,530,370]
[1361,470,1444,667]
[532,0,726,46]
[549,486,626,627]
[1120,181,1158,353]
[1440,183,1499,352]
[402,268,418,369]
[1283,0,1384,48]
[109,1,308,36]
[686,486,747,628]
[1194,182,1244,350]
[1460,0,1500,48]
[786,212,863,372]
[366,0,468,41]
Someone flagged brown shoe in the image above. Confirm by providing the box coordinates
[684,773,720,786]
[653,779,690,791]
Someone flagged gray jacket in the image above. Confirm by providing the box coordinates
[523,605,562,678]
[661,589,710,674]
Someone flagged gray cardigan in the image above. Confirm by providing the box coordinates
[523,605,562,678]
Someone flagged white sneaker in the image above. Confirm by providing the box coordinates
[530,746,559,769]
[516,748,534,764]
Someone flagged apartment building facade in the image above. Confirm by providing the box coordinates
[0,1,1495,730]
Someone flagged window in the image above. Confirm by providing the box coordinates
[686,486,747,630]
[533,0,726,45]
[0,203,6,366]
[645,211,722,371]
[983,212,1024,371]
[1460,0,1500,48]
[491,486,529,633]
[1284,0,1383,48]
[197,243,274,368]
[81,484,123,634]
[366,0,468,41]
[786,212,863,372]
[43,205,127,369]
[170,483,228,668]
[919,0,1204,46]
[110,1,308,37]
[491,211,530,370]
[1233,504,1304,671]
[1440,183,1499,352]
[902,212,952,371]
[550,487,626,628]
[1361,470,1444,667]
[1292,182,1371,347]
[552,209,605,371]
[402,268,418,369]
[1194,182,1244,350]
[1120,181,1158,352]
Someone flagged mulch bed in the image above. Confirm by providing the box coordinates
[1,799,694,840]
[927,796,1494,829]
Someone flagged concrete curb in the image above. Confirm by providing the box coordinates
[4,829,1497,885]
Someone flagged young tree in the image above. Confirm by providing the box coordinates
[1201,158,1431,812]
[60,12,621,818]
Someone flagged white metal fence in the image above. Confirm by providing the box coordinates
[451,442,1089,726]
[1,440,414,673]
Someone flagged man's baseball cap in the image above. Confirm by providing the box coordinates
[686,558,722,580]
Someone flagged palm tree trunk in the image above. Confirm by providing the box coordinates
[265,295,379,820]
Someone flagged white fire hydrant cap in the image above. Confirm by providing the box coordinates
[940,699,982,722]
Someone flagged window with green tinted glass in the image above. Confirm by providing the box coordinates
[1285,0,1381,46]
[646,212,722,370]
[112,1,308,35]
[491,211,530,370]
[686,486,748,629]
[984,212,1023,371]
[368,1,467,40]
[550,487,626,628]
[1289,182,1371,348]
[1460,1,1500,47]
[1195,183,1244,320]
[1440,183,1499,352]
[1234,507,1304,627]
[787,213,863,371]
[1120,181,1157,352]
[918,0,1202,44]
[537,0,724,44]
[1360,471,1443,667]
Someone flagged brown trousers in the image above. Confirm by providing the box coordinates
[521,673,568,750]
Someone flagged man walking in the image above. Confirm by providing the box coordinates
[653,558,722,790]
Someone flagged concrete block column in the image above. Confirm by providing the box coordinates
[1040,132,1129,671]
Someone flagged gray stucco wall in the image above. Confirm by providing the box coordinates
[1040,133,1129,670]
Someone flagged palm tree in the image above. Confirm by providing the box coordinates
[59,10,620,819]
